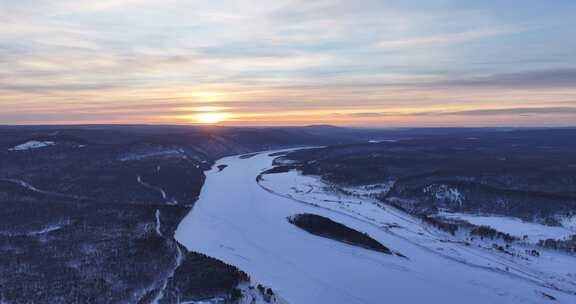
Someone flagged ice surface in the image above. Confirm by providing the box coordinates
[176,150,576,304]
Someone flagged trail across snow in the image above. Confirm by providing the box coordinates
[175,150,576,304]
[155,210,162,237]
[136,175,177,205]
[0,178,84,200]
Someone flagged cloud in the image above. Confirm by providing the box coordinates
[338,106,576,118]
[440,107,576,116]
[1,0,576,126]
[0,82,127,93]
[338,112,396,117]
[438,68,576,88]
[377,28,512,49]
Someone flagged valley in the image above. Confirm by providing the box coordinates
[176,149,576,304]
[2,126,576,303]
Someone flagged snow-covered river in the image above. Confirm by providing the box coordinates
[175,150,576,304]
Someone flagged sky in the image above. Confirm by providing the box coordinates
[1,0,576,127]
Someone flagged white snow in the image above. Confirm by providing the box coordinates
[439,212,574,242]
[27,224,65,236]
[2,178,43,192]
[234,282,286,304]
[0,224,67,237]
[181,298,225,304]
[180,296,233,304]
[119,149,186,161]
[368,139,398,143]
[424,184,464,205]
[151,242,184,304]
[137,175,168,200]
[176,150,576,304]
[155,209,162,237]
[137,175,177,205]
[0,178,83,200]
[340,182,395,197]
[9,140,55,151]
[559,215,576,232]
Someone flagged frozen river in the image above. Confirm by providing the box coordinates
[175,150,576,304]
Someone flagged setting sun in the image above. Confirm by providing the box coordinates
[194,112,229,124]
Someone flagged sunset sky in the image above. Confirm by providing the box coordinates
[1,0,576,126]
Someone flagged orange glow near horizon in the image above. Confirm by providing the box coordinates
[145,102,576,127]
[193,112,230,124]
